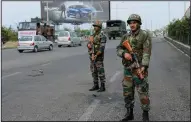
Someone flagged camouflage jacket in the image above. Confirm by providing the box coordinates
[87,31,107,60]
[116,29,152,68]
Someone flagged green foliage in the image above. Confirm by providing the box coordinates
[167,17,190,44]
[1,26,18,42]
[64,27,71,31]
[80,29,91,36]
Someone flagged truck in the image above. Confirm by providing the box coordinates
[106,20,127,40]
[17,18,56,41]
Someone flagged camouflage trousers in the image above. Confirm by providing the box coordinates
[90,60,106,83]
[123,67,150,111]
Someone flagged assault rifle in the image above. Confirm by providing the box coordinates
[122,40,144,80]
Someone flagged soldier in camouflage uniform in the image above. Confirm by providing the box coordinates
[87,20,107,92]
[116,14,152,121]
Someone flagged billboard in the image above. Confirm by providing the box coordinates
[41,0,110,24]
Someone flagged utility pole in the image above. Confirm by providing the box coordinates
[46,1,49,21]
[150,20,152,31]
[116,3,118,19]
[90,0,93,35]
[43,1,53,22]
[145,20,147,29]
[168,2,170,23]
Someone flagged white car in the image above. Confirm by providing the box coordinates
[57,31,82,47]
[17,35,54,53]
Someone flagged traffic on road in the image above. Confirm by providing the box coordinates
[2,1,190,121]
[2,36,190,121]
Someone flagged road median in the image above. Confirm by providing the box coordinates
[164,36,190,56]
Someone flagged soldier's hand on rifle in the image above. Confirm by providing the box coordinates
[136,66,145,74]
[124,53,132,61]
[91,55,97,61]
[140,66,145,72]
[87,43,91,49]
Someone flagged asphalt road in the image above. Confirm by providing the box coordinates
[2,37,190,121]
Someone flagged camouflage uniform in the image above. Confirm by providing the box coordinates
[87,20,107,92]
[116,14,152,121]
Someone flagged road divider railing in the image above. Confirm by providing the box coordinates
[164,36,190,56]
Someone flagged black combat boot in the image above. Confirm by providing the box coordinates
[97,83,105,92]
[142,111,149,122]
[89,82,99,91]
[121,108,134,121]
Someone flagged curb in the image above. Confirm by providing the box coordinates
[2,47,17,50]
[164,36,190,56]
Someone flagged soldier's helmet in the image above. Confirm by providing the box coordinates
[93,20,102,29]
[127,14,142,25]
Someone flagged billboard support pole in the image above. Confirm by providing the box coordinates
[46,2,49,22]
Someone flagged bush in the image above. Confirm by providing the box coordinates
[167,17,190,45]
[1,26,18,43]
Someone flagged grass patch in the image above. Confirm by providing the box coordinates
[2,41,18,49]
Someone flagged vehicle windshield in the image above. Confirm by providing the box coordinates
[18,22,37,30]
[19,36,33,41]
[71,32,77,37]
[75,5,86,9]
[58,31,69,37]
[107,21,122,27]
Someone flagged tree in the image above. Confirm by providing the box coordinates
[1,26,18,43]
[167,17,190,44]
[64,27,71,31]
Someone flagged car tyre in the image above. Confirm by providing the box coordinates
[113,37,116,40]
[18,50,24,53]
[79,43,82,46]
[109,37,111,40]
[69,42,74,47]
[33,46,38,53]
[49,44,53,51]
[58,45,62,48]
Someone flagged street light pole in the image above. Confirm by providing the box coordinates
[90,0,93,35]
[168,2,170,23]
[46,1,49,22]
[145,20,147,30]
[116,3,118,19]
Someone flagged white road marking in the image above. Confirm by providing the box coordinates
[109,71,122,83]
[2,72,22,79]
[41,62,51,66]
[78,99,100,121]
[165,39,190,58]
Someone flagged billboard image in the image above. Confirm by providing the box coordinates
[41,0,110,24]
[41,0,109,23]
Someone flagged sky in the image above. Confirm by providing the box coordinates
[2,1,190,31]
